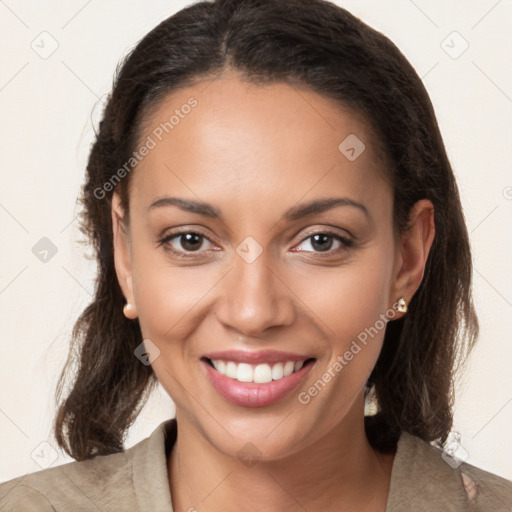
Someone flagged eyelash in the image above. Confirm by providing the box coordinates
[157,228,354,259]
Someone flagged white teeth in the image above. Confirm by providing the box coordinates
[210,359,309,383]
[271,363,284,380]
[283,361,295,377]
[226,361,237,379]
[237,363,253,382]
[254,364,272,383]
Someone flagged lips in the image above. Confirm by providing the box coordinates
[201,350,316,407]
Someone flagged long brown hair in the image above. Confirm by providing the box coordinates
[54,0,478,460]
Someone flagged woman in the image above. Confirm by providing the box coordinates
[1,0,510,510]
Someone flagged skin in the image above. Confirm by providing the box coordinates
[111,70,435,512]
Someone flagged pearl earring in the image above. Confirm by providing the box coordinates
[397,297,407,313]
[123,302,137,319]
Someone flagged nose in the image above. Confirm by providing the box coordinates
[214,248,296,337]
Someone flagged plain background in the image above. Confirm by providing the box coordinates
[1,0,511,483]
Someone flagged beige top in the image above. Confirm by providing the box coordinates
[1,418,511,511]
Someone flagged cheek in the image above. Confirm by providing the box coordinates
[135,271,212,343]
[295,256,392,415]
[296,250,392,341]
[297,247,394,390]
[129,242,214,343]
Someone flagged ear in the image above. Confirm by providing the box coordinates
[112,191,136,317]
[390,199,435,314]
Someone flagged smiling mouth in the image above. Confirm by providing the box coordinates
[202,357,316,384]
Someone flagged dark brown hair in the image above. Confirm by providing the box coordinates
[54,0,478,460]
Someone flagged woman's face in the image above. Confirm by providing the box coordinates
[112,72,424,460]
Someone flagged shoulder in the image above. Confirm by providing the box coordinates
[0,419,175,511]
[0,446,136,510]
[457,460,512,511]
[387,431,512,511]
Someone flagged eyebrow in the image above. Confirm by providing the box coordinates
[148,196,370,221]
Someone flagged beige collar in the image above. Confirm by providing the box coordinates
[131,419,508,511]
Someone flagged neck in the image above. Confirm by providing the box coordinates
[168,397,395,512]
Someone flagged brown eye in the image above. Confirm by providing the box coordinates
[294,231,353,255]
[309,233,335,252]
[176,232,204,252]
[159,230,216,258]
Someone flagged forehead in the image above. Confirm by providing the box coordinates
[129,73,391,218]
